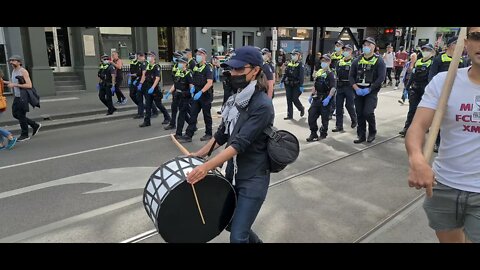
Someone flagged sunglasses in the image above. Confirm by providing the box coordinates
[467,32,480,41]
[231,65,254,72]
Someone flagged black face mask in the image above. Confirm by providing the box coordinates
[230,69,254,90]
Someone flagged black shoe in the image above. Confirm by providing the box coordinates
[133,114,144,119]
[173,134,181,140]
[284,117,293,120]
[354,137,366,144]
[200,134,212,141]
[32,123,42,137]
[399,128,407,137]
[162,119,171,125]
[300,109,305,117]
[17,135,30,142]
[367,134,376,143]
[164,125,176,130]
[306,133,318,142]
[398,99,404,105]
[106,108,117,115]
[332,127,344,132]
[433,144,439,153]
[319,134,327,140]
[351,121,357,129]
[217,111,222,115]
[151,113,159,118]
[139,122,151,128]
[178,135,192,143]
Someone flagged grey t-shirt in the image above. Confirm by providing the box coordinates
[11,67,25,97]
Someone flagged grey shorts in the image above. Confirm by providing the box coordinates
[423,181,480,242]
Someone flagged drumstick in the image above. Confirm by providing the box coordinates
[170,134,206,225]
[422,27,467,196]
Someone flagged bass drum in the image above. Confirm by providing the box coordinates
[143,156,236,243]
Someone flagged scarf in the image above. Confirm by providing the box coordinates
[220,80,257,183]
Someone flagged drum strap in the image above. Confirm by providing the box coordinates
[207,138,216,157]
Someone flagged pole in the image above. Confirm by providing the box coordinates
[310,26,318,81]
[272,27,277,80]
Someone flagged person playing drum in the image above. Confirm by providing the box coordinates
[187,46,275,243]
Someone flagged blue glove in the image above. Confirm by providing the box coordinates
[96,83,100,91]
[164,91,171,100]
[322,96,331,106]
[133,79,138,85]
[194,91,203,100]
[148,87,154,95]
[190,86,195,95]
[308,95,313,104]
[279,82,284,89]
[137,83,143,91]
[299,86,304,93]
[111,86,116,95]
[128,78,131,85]
[361,88,371,96]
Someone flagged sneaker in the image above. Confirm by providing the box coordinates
[394,86,399,90]
[6,137,17,150]
[318,134,327,140]
[121,97,128,105]
[306,133,319,142]
[17,135,30,142]
[32,123,42,137]
[178,135,192,143]
[162,119,171,125]
[353,137,366,144]
[332,127,344,132]
[200,134,212,141]
[139,122,151,128]
[398,100,404,105]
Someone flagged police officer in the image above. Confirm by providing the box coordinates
[138,51,171,127]
[217,48,235,115]
[261,48,275,98]
[165,50,185,130]
[349,37,386,143]
[428,37,466,152]
[178,48,214,142]
[182,48,197,72]
[128,53,141,110]
[333,44,357,132]
[281,49,305,120]
[399,43,435,137]
[132,52,149,119]
[330,40,344,68]
[165,56,194,138]
[97,54,117,115]
[307,54,337,141]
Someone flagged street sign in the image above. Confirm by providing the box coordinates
[272,42,277,50]
[272,29,278,39]
[395,29,402,37]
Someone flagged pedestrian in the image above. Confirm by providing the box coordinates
[111,51,127,104]
[0,70,17,150]
[406,27,480,243]
[394,46,409,89]
[186,46,274,243]
[382,45,395,87]
[261,48,275,98]
[275,48,287,83]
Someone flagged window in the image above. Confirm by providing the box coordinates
[212,30,234,56]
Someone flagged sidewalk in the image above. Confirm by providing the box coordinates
[1,80,314,128]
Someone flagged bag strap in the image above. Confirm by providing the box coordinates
[263,125,282,142]
[207,138,216,158]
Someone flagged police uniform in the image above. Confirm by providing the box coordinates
[401,49,434,134]
[349,38,386,143]
[140,60,171,126]
[134,59,151,118]
[128,55,141,107]
[262,59,275,98]
[166,51,185,129]
[308,68,336,140]
[172,68,193,137]
[222,66,234,105]
[183,57,214,140]
[281,50,305,119]
[97,58,117,114]
[334,51,357,131]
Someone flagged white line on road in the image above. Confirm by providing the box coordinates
[40,97,80,103]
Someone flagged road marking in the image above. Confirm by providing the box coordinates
[41,97,80,103]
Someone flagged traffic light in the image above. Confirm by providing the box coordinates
[384,28,394,34]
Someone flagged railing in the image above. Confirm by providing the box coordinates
[119,62,174,88]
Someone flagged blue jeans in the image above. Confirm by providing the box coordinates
[229,174,270,243]
[0,127,11,138]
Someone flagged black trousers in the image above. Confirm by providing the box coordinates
[98,84,116,113]
[175,97,192,136]
[169,92,188,127]
[354,91,378,138]
[129,82,139,106]
[308,97,331,136]
[114,78,126,102]
[394,66,403,86]
[12,98,38,137]
[335,85,357,129]
[403,86,425,130]
[186,92,213,137]
[285,84,304,118]
[384,67,393,84]
[143,89,170,124]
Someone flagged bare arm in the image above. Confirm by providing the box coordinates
[267,79,274,98]
[10,69,33,89]
[187,145,237,184]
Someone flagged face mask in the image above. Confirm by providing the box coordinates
[422,51,431,58]
[177,63,184,69]
[291,55,298,61]
[195,55,203,63]
[262,54,269,61]
[103,60,109,64]
[363,46,371,54]
[342,51,351,57]
[335,47,341,52]
[321,62,329,69]
[230,69,254,90]
[147,56,152,63]
[173,58,177,63]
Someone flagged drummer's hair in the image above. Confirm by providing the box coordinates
[255,69,268,91]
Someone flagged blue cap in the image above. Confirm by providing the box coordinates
[446,36,458,46]
[421,43,434,50]
[221,46,263,68]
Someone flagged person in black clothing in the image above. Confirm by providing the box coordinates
[182,48,197,72]
[165,50,186,130]
[132,52,150,119]
[281,49,305,120]
[307,54,336,141]
[97,54,117,115]
[349,37,386,143]
[138,51,170,127]
[399,43,435,137]
[428,36,466,152]
[333,44,357,132]
[261,48,275,98]
[275,48,287,82]
[217,48,235,115]
[165,56,193,138]
[128,53,140,108]
[186,46,274,243]
[178,48,214,142]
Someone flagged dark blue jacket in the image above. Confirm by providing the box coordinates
[214,86,275,181]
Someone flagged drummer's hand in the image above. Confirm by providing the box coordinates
[187,164,209,184]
